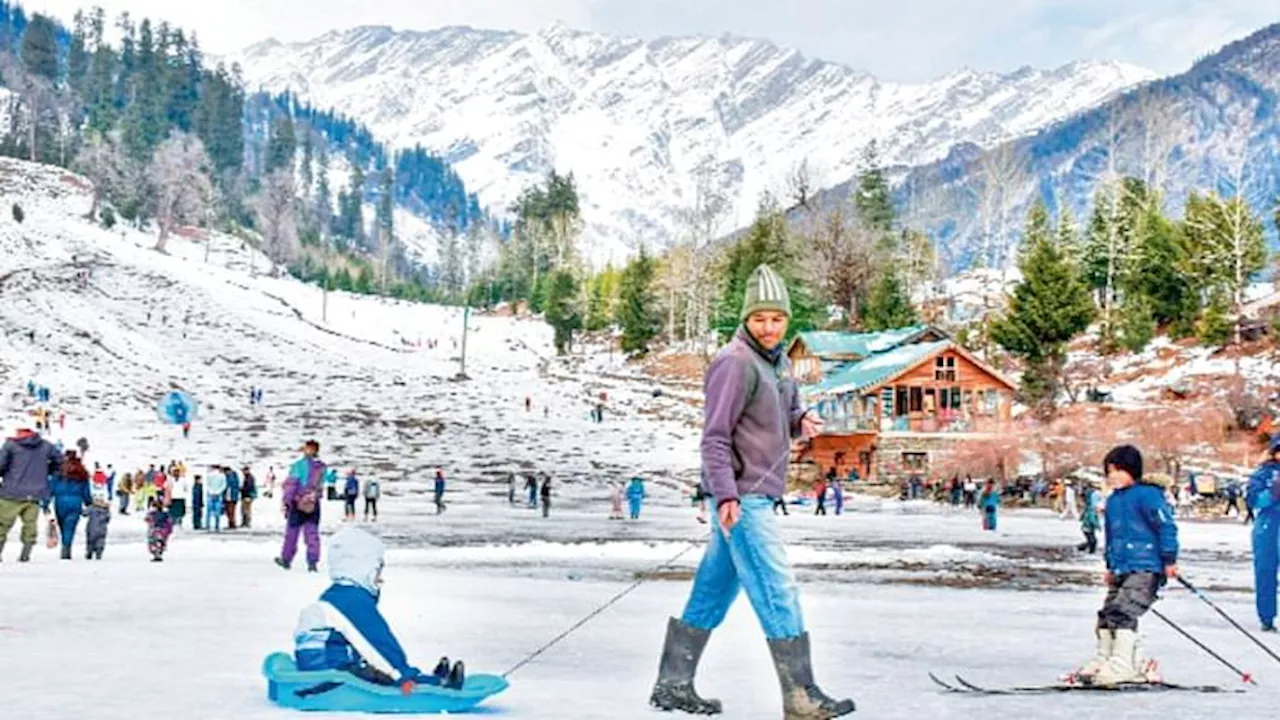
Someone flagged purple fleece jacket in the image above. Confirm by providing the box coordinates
[701,326,807,503]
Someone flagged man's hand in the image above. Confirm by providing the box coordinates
[400,680,416,696]
[1104,571,1114,586]
[718,500,741,537]
[800,412,824,440]
[1164,564,1179,580]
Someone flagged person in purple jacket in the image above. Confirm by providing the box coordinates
[276,440,325,572]
[649,265,854,719]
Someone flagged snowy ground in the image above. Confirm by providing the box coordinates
[2,500,1274,720]
[1,158,1277,718]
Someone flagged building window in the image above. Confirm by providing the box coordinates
[934,355,957,381]
[902,452,928,471]
[909,387,923,413]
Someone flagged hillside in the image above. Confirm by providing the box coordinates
[0,157,699,493]
[874,23,1280,268]
[227,23,1152,261]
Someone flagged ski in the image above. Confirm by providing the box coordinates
[941,674,1243,695]
[927,672,961,692]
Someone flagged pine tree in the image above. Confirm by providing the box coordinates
[299,127,313,197]
[713,201,818,340]
[1117,294,1155,353]
[67,11,89,96]
[1196,292,1231,346]
[127,18,165,157]
[854,141,894,236]
[20,13,58,83]
[1054,205,1084,268]
[85,8,117,134]
[862,269,918,331]
[618,247,660,356]
[991,204,1096,416]
[1128,199,1196,333]
[544,268,583,355]
[265,111,296,174]
[585,264,621,332]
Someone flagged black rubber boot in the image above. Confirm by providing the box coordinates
[0,537,5,562]
[307,562,318,573]
[446,660,465,690]
[649,617,722,715]
[274,557,291,570]
[19,543,33,562]
[60,545,72,560]
[433,657,451,681]
[766,633,855,719]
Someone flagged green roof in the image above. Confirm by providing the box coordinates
[794,325,935,359]
[805,340,952,397]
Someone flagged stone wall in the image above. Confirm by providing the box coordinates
[874,433,963,483]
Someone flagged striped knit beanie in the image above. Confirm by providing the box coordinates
[740,264,791,320]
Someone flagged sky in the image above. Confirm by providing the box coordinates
[21,0,1277,82]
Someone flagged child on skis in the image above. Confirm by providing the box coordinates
[292,528,465,691]
[979,479,1000,531]
[146,497,175,562]
[1077,445,1178,686]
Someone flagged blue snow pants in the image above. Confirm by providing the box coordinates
[1254,508,1280,625]
[680,495,805,640]
[628,497,642,519]
[54,500,82,549]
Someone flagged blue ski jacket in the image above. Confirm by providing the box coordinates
[294,529,425,685]
[1246,457,1280,514]
[1104,482,1179,573]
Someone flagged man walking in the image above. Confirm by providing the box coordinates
[1247,437,1280,632]
[648,265,854,718]
[276,440,325,572]
[0,417,63,562]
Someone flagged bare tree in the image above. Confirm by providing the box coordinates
[806,200,876,328]
[252,168,301,272]
[1132,87,1178,197]
[148,131,216,253]
[73,129,128,222]
[439,226,464,296]
[976,144,1030,270]
[674,163,731,354]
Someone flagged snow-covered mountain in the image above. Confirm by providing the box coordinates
[227,23,1154,262]
[879,22,1280,268]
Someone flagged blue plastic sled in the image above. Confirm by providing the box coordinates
[262,652,508,714]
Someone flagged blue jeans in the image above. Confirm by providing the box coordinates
[207,496,224,532]
[680,495,805,640]
[1254,509,1279,624]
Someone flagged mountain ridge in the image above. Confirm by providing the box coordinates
[227,22,1155,262]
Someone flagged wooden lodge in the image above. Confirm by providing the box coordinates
[788,324,1017,483]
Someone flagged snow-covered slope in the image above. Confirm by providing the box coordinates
[0,157,699,492]
[227,24,1154,260]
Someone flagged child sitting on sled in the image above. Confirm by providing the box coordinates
[293,527,465,692]
[1077,445,1179,686]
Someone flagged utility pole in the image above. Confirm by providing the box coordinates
[457,304,470,380]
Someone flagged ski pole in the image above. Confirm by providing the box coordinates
[1149,607,1257,685]
[1177,576,1280,666]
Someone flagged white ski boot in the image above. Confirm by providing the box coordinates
[1073,629,1113,682]
[1093,629,1156,685]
